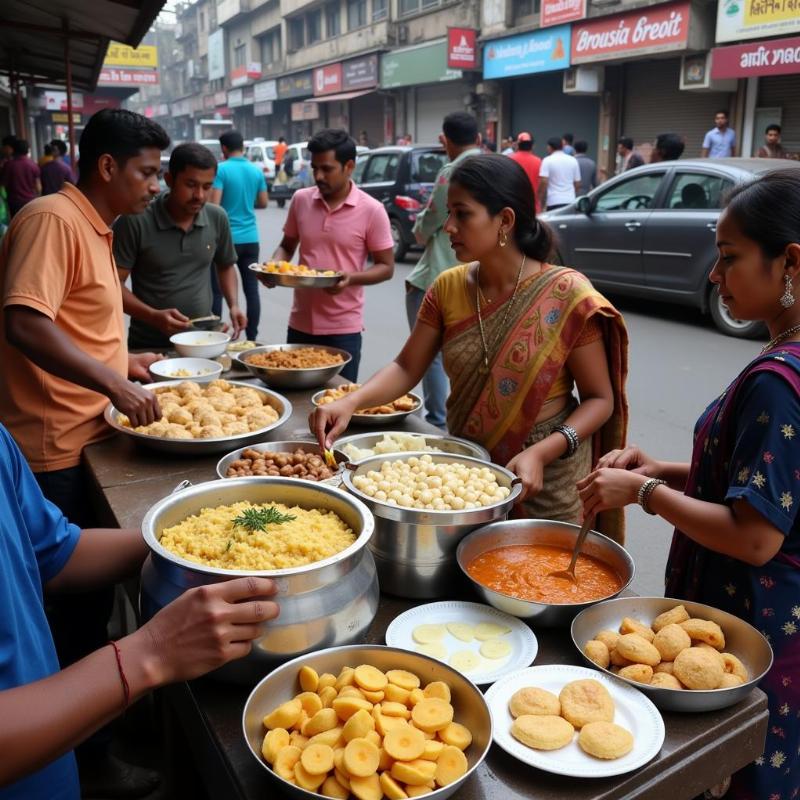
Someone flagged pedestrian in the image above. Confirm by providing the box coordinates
[538,137,581,211]
[407,111,481,428]
[38,143,54,168]
[311,154,628,541]
[274,135,288,167]
[650,132,685,163]
[114,142,247,349]
[578,169,800,800]
[0,108,168,798]
[509,131,542,210]
[404,133,413,145]
[616,137,644,173]
[702,110,736,158]
[358,130,369,148]
[0,422,279,800]
[0,134,15,168]
[562,133,576,156]
[574,140,598,192]
[209,129,268,342]
[501,136,516,156]
[40,139,74,195]
[0,138,41,216]
[267,129,394,382]
[756,124,790,159]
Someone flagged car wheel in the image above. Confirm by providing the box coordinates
[391,219,408,262]
[708,286,764,339]
[276,199,286,209]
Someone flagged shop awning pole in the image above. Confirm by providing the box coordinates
[13,72,27,139]
[63,21,77,176]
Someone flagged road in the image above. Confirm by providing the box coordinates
[238,203,761,598]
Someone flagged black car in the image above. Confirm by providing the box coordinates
[542,158,800,338]
[354,146,448,261]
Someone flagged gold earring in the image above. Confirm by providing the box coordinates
[781,273,795,308]
[499,229,508,247]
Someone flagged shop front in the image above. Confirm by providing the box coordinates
[277,71,314,141]
[253,79,278,139]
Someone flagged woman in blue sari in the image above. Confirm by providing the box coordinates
[578,169,800,800]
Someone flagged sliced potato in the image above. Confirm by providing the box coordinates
[415,642,447,660]
[299,665,319,693]
[386,669,421,691]
[446,622,475,642]
[380,771,409,800]
[449,650,481,673]
[480,639,512,660]
[438,721,472,751]
[344,737,381,777]
[354,664,389,693]
[474,622,511,641]
[350,772,382,800]
[412,624,446,644]
[261,728,290,764]
[300,742,335,776]
[435,745,468,786]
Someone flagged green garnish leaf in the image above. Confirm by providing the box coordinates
[225,539,233,552]
[232,506,297,532]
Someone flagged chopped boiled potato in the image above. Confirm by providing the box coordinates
[479,639,512,660]
[446,622,475,642]
[474,622,512,641]
[449,650,482,673]
[415,642,447,660]
[412,624,446,644]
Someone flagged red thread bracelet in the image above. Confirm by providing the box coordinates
[109,640,131,710]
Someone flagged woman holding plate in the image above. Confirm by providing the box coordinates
[311,155,628,542]
[577,170,800,798]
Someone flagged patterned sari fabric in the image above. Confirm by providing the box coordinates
[665,343,800,800]
[439,265,629,543]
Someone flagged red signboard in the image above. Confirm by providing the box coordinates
[541,0,586,29]
[313,63,343,96]
[711,36,800,79]
[571,1,690,64]
[98,67,159,86]
[447,28,478,70]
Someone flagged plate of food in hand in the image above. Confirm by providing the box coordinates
[312,384,422,427]
[249,260,342,288]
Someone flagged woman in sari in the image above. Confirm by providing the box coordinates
[310,154,628,541]
[577,170,800,799]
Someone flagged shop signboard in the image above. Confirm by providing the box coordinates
[43,90,83,111]
[342,54,379,90]
[571,1,690,64]
[242,86,255,105]
[204,94,216,109]
[541,0,586,29]
[278,71,313,99]
[254,79,277,102]
[228,88,244,108]
[231,62,262,87]
[103,42,158,68]
[98,68,159,87]
[447,28,478,69]
[291,101,319,121]
[214,90,227,106]
[711,35,800,78]
[172,98,191,116]
[483,25,571,79]
[313,63,343,96]
[82,96,120,115]
[716,0,800,44]
[254,101,274,116]
[208,30,226,80]
[381,40,462,88]
[52,112,81,124]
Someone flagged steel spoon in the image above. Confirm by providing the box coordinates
[548,514,595,584]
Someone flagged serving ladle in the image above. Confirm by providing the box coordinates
[548,514,595,584]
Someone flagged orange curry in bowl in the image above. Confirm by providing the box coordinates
[466,544,623,604]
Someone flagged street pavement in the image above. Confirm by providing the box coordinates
[240,203,761,598]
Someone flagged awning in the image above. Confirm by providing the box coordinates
[311,89,375,104]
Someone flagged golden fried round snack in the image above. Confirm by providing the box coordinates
[609,648,632,668]
[651,604,690,633]
[619,617,655,642]
[508,687,561,718]
[720,653,748,681]
[618,664,654,684]
[511,714,574,751]
[695,642,726,669]
[584,640,610,669]
[650,672,683,690]
[680,619,725,650]
[654,661,675,675]
[653,623,692,662]
[719,673,745,688]
[674,647,724,689]
[594,630,620,651]
[559,680,615,729]
[615,634,661,667]
[578,721,634,760]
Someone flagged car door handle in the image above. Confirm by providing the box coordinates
[624,221,641,230]
[706,223,717,232]
[558,224,568,230]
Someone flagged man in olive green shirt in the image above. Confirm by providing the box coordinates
[406,112,481,428]
[113,143,246,349]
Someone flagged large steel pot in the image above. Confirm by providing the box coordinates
[140,477,379,684]
[340,452,522,599]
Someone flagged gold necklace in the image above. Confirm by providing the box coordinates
[761,322,800,354]
[476,255,526,368]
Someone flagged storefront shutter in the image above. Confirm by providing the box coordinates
[415,82,465,144]
[757,74,800,155]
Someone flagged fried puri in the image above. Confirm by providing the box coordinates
[584,640,611,669]
[720,653,748,681]
[609,648,632,667]
[511,714,574,751]
[594,630,620,651]
[578,722,634,760]
[652,623,692,662]
[654,661,675,675]
[559,680,615,729]
[650,672,683,690]
[651,604,690,633]
[508,687,561,718]
[680,619,725,650]
[617,664,653,684]
[673,647,725,690]
[619,617,655,642]
[615,634,661,667]
[719,674,745,688]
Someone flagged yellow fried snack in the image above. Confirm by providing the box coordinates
[511,714,575,750]
[654,661,675,675]
[619,617,656,642]
[719,673,745,688]
[650,672,683,689]
[720,652,748,681]
[680,618,725,650]
[653,623,692,662]
[578,721,634,760]
[584,640,611,669]
[609,648,632,668]
[615,633,661,667]
[508,687,561,718]
[695,642,726,669]
[594,629,620,651]
[652,604,690,632]
[618,664,654,684]
[559,679,615,728]
[435,745,468,786]
[674,646,725,689]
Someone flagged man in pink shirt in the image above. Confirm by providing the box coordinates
[271,129,394,380]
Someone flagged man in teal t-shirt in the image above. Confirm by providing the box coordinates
[210,130,268,340]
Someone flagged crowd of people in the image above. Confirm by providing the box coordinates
[0,103,797,800]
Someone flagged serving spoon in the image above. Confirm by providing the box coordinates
[548,514,595,584]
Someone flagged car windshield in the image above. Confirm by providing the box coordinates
[412,151,447,183]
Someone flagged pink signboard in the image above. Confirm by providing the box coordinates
[98,68,159,86]
[313,63,343,96]
[541,0,586,29]
[711,35,800,79]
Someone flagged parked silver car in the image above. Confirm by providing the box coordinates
[543,158,800,338]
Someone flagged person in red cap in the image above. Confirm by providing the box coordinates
[508,132,542,212]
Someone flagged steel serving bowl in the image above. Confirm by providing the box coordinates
[248,262,342,288]
[140,477,379,684]
[571,596,773,712]
[103,379,292,456]
[239,344,351,389]
[457,519,635,627]
[336,431,490,463]
[341,452,522,599]
[311,389,423,427]
[242,644,492,800]
[148,357,223,383]
[170,330,231,358]
[215,440,348,481]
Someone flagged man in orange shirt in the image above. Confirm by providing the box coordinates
[509,131,542,212]
[0,108,169,797]
[274,136,288,167]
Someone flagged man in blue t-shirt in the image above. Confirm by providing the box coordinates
[702,110,736,158]
[0,424,279,799]
[210,130,268,341]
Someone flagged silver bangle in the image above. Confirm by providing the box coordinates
[554,424,579,459]
[638,478,667,514]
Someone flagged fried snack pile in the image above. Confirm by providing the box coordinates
[261,664,472,798]
[248,347,345,369]
[259,261,338,277]
[316,384,419,416]
[509,679,633,760]
[584,605,749,690]
[225,447,337,481]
